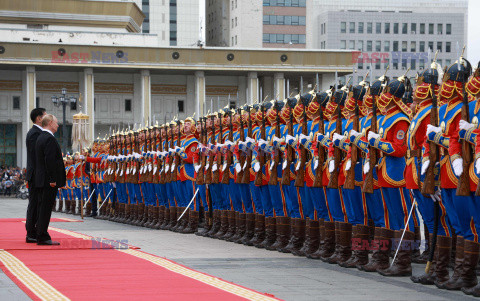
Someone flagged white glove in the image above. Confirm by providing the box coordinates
[286,134,297,146]
[313,159,318,170]
[452,158,463,177]
[459,120,474,131]
[426,124,441,135]
[363,161,370,174]
[222,162,228,172]
[299,133,311,143]
[224,140,234,150]
[148,164,152,172]
[345,159,351,171]
[476,158,480,174]
[205,163,210,170]
[328,160,335,173]
[212,163,217,172]
[421,160,430,175]
[245,137,256,150]
[194,164,200,173]
[350,130,360,138]
[332,133,344,142]
[132,167,136,174]
[235,163,242,173]
[368,131,380,141]
[165,164,170,172]
[282,160,288,170]
[171,164,175,171]
[253,162,260,172]
[153,166,157,174]
[295,162,301,171]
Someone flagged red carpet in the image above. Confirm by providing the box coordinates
[2,217,83,222]
[0,219,280,301]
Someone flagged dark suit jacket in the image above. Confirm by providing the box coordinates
[25,125,43,184]
[35,131,66,188]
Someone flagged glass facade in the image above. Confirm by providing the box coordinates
[0,124,16,167]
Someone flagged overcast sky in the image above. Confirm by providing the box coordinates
[468,0,479,66]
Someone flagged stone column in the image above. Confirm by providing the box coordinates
[195,71,205,117]
[274,72,285,100]
[21,66,36,167]
[82,68,95,143]
[141,70,151,124]
[247,72,258,104]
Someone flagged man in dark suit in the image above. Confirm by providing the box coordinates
[35,114,66,245]
[25,108,46,243]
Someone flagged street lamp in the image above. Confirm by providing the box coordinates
[52,88,77,153]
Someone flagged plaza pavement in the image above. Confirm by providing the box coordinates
[0,197,476,301]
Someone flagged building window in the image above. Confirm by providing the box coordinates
[341,22,346,33]
[367,22,372,34]
[437,42,442,52]
[445,59,451,66]
[393,23,399,34]
[125,99,132,112]
[12,96,20,110]
[367,40,372,52]
[446,24,452,35]
[358,61,363,69]
[263,15,269,25]
[438,59,443,67]
[277,15,284,25]
[419,41,425,52]
[384,58,390,69]
[349,22,355,33]
[349,40,355,49]
[419,59,425,70]
[385,23,390,34]
[235,35,237,45]
[437,23,443,34]
[402,41,407,52]
[420,23,425,34]
[410,41,416,52]
[340,40,346,49]
[0,124,17,167]
[402,23,407,34]
[402,60,407,70]
[36,97,40,108]
[384,41,390,52]
[446,42,451,53]
[393,61,398,70]
[70,101,77,111]
[376,22,381,34]
[428,41,434,52]
[263,34,269,43]
[411,23,416,34]
[375,41,381,51]
[358,40,363,51]
[393,41,399,52]
[428,23,434,34]
[411,59,416,70]
[177,100,184,113]
[358,22,364,33]
[375,61,381,70]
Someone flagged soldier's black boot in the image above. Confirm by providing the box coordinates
[299,219,319,257]
[307,219,326,259]
[436,236,464,289]
[258,217,277,249]
[378,230,415,277]
[238,213,255,244]
[357,227,393,272]
[411,235,451,285]
[326,222,352,264]
[154,206,165,229]
[196,211,211,236]
[341,224,370,268]
[182,210,199,234]
[445,239,479,290]
[223,210,237,241]
[207,210,221,237]
[247,214,266,247]
[214,210,229,239]
[267,216,291,251]
[228,212,245,242]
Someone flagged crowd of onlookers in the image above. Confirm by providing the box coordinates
[1,166,26,196]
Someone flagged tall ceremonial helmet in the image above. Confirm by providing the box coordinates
[266,100,284,125]
[440,56,472,99]
[293,92,315,122]
[345,79,369,116]
[414,60,442,100]
[280,96,298,123]
[378,74,412,117]
[466,62,480,96]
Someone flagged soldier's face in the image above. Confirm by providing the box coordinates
[184,122,192,134]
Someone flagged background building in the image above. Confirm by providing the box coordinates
[0,0,353,168]
[313,0,469,83]
[206,0,468,82]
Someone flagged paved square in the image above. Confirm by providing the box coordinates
[0,197,476,300]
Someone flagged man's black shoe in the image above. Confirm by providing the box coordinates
[26,237,37,243]
[89,213,97,218]
[37,240,60,246]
